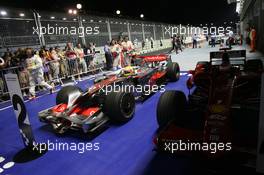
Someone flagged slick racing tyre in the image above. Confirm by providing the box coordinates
[104,91,135,123]
[166,62,180,82]
[157,90,187,128]
[56,85,83,105]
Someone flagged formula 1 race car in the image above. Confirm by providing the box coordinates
[94,54,180,100]
[154,50,263,158]
[39,54,180,134]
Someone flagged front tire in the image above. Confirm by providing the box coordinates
[166,62,180,82]
[157,90,187,128]
[104,91,135,123]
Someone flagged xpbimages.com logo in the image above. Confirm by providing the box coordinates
[164,24,232,36]
[32,24,100,37]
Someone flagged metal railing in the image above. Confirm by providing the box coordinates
[0,39,173,102]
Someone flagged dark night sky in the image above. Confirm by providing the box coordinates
[1,0,239,25]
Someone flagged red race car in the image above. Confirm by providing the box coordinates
[39,54,180,134]
[154,50,263,158]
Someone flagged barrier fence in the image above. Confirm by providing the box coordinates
[0,7,205,102]
[0,38,175,102]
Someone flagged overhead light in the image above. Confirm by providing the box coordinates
[51,16,55,19]
[19,13,25,17]
[62,17,67,20]
[90,19,94,22]
[76,3,82,10]
[38,15,41,18]
[73,10,77,15]
[82,19,86,22]
[0,10,7,16]
[140,14,144,18]
[73,18,77,21]
[116,10,121,15]
[68,9,73,14]
[99,20,102,23]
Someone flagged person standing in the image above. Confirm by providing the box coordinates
[192,34,198,48]
[249,26,257,52]
[75,43,87,78]
[110,39,121,70]
[176,36,182,53]
[117,40,125,67]
[104,41,113,70]
[169,35,177,53]
[49,47,60,83]
[122,36,134,66]
[39,49,51,82]
[211,34,216,47]
[65,42,78,76]
[228,30,234,48]
[25,48,53,100]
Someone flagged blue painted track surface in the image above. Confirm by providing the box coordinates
[0,73,201,175]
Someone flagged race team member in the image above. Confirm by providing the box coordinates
[110,39,122,70]
[117,39,125,67]
[25,48,54,100]
[122,36,134,66]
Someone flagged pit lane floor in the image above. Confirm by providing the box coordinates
[0,44,263,175]
[170,43,264,71]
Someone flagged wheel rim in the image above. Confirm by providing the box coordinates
[120,94,135,117]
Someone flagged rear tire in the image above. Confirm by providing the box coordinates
[166,62,180,82]
[245,59,263,72]
[104,91,135,123]
[56,85,83,105]
[157,90,187,128]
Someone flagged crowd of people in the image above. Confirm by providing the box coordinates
[0,42,97,99]
[0,35,137,100]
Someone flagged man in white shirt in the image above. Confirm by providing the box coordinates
[122,36,134,66]
[25,48,53,99]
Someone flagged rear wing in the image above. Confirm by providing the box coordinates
[210,50,246,66]
[135,54,171,63]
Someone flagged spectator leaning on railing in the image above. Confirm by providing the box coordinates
[39,49,51,82]
[25,48,54,100]
[48,47,60,83]
[84,42,96,72]
[74,43,87,78]
[65,42,78,76]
